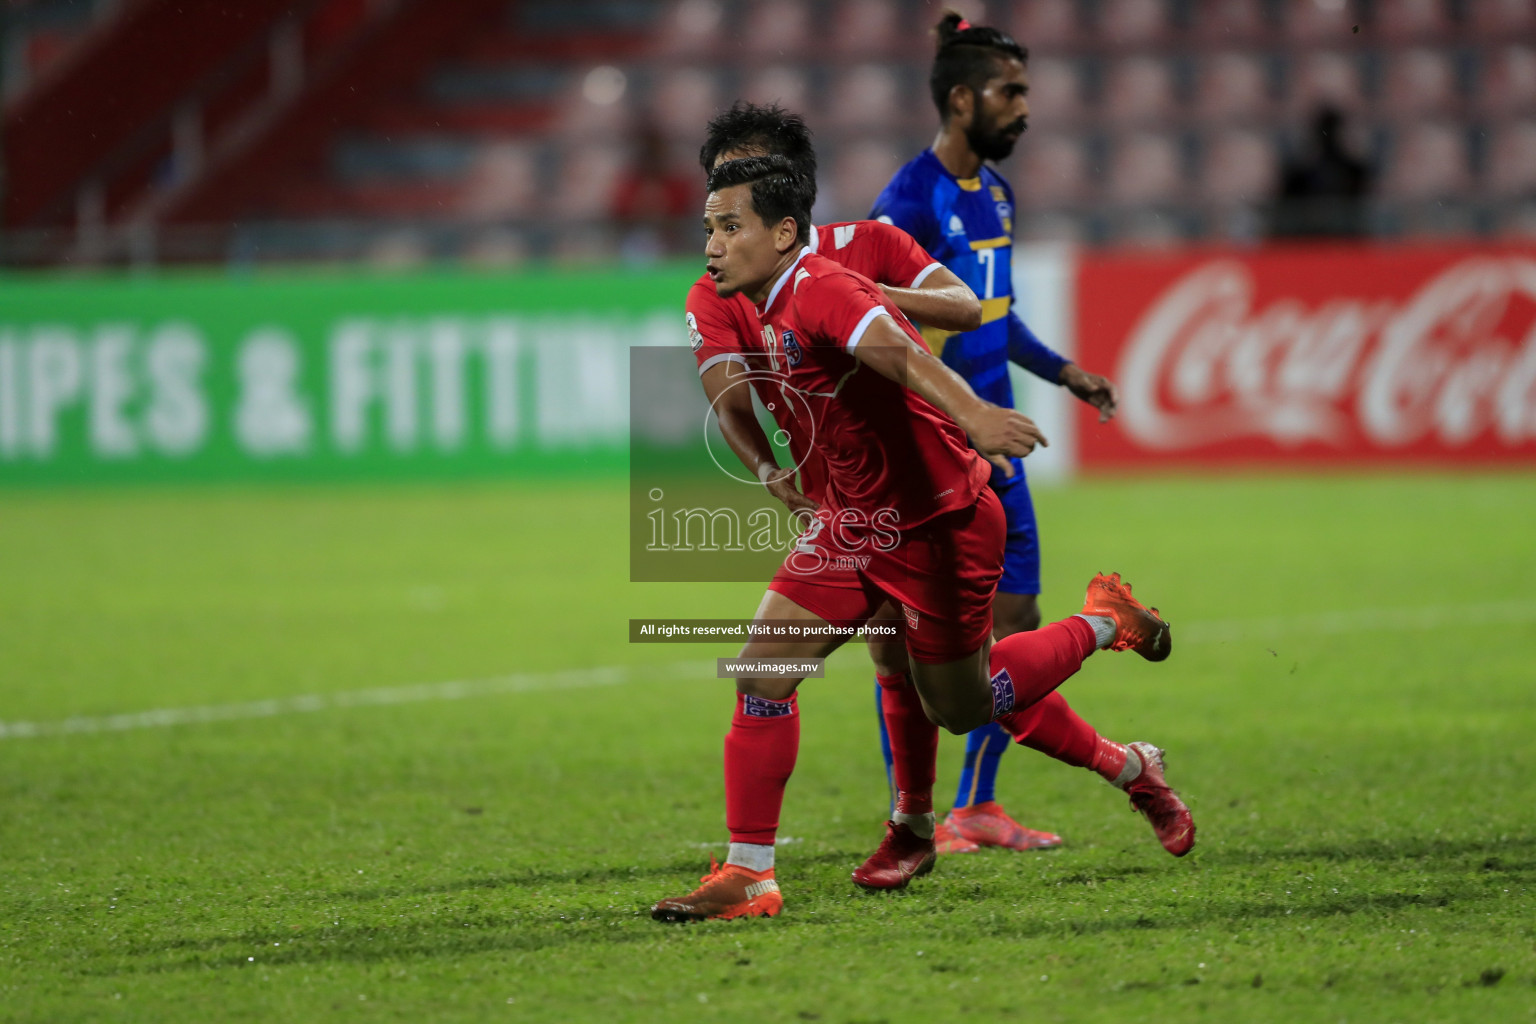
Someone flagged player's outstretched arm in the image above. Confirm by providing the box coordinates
[1058,364,1120,423]
[852,315,1047,476]
[880,266,982,333]
[1006,310,1119,422]
[699,362,818,514]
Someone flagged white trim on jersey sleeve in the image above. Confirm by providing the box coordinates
[844,307,890,354]
[908,261,943,288]
[697,352,749,375]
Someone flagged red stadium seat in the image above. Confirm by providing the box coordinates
[1285,51,1367,115]
[1369,0,1452,43]
[551,142,627,218]
[742,0,810,58]
[825,64,904,131]
[1380,123,1472,199]
[1193,51,1272,124]
[1188,0,1272,46]
[1106,132,1186,206]
[1199,128,1279,203]
[457,142,541,218]
[1466,0,1536,40]
[1015,133,1092,208]
[827,140,902,222]
[1101,56,1179,126]
[1379,48,1461,118]
[648,67,722,141]
[654,0,725,57]
[829,0,899,57]
[1010,0,1081,50]
[1475,45,1536,117]
[550,67,632,141]
[1282,0,1358,46]
[1097,0,1174,48]
[742,66,811,113]
[1022,57,1084,128]
[1485,119,1536,197]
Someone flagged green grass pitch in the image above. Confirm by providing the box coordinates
[1,472,1533,1023]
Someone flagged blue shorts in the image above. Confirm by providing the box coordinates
[995,480,1040,596]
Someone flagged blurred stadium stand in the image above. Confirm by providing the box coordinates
[2,0,1534,267]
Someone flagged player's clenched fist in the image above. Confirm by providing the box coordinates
[960,404,1048,476]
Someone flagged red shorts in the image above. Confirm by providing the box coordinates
[767,489,1005,663]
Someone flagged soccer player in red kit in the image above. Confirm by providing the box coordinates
[687,104,1171,869]
[686,104,991,870]
[689,103,980,520]
[649,156,1192,922]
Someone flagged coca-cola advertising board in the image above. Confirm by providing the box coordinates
[1075,247,1536,469]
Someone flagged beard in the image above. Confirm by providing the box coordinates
[967,118,1027,162]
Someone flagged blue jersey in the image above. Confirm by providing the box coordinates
[870,149,1068,488]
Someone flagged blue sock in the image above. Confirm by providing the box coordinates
[875,679,896,816]
[953,721,1010,808]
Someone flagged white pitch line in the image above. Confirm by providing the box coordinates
[3,601,1533,742]
[0,661,716,741]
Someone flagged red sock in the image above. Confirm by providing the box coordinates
[990,617,1097,725]
[724,692,800,845]
[998,691,1132,783]
[1087,735,1131,784]
[877,673,937,816]
[998,691,1099,766]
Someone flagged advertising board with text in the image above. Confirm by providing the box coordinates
[1075,247,1536,469]
[0,266,698,485]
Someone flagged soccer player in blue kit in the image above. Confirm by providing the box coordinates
[870,12,1130,855]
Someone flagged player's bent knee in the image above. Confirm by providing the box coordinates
[946,711,989,735]
[933,702,987,735]
[916,694,986,735]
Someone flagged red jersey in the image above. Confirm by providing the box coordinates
[687,221,942,502]
[752,249,989,530]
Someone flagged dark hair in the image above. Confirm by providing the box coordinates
[699,101,818,205]
[929,10,1028,119]
[705,154,812,247]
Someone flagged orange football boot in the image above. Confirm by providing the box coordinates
[1081,572,1171,661]
[650,857,782,922]
[933,819,981,854]
[946,801,1064,850]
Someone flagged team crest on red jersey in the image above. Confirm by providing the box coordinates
[781,329,803,367]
